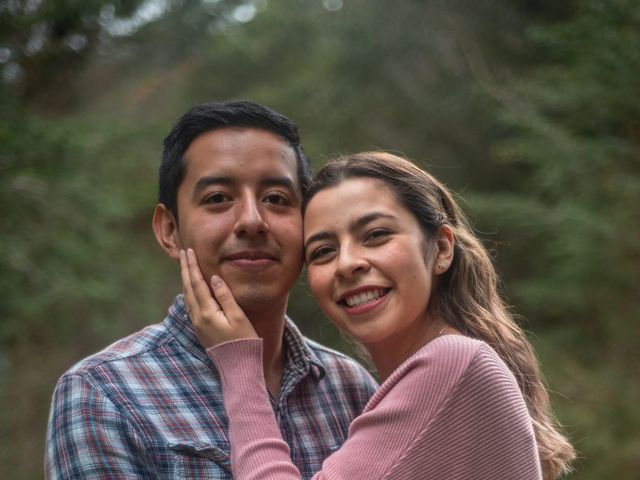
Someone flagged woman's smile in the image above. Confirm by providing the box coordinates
[304,177,438,350]
[338,286,391,313]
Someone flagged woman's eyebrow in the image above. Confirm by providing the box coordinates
[304,212,396,251]
[353,212,396,229]
[304,231,334,251]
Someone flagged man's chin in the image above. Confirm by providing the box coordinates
[230,285,288,316]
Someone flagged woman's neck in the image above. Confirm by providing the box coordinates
[367,319,454,381]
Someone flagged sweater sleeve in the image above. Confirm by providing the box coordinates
[207,339,303,479]
[207,336,482,480]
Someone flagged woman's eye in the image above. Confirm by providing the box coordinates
[364,228,389,242]
[204,193,231,204]
[307,245,335,263]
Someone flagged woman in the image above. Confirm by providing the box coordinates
[181,152,575,479]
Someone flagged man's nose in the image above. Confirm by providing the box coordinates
[233,197,269,237]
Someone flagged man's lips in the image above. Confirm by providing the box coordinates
[223,251,278,269]
[224,250,277,261]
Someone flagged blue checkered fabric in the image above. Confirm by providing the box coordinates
[45,294,377,479]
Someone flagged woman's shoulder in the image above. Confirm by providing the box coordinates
[377,334,519,401]
[407,335,527,417]
[423,335,515,382]
[392,335,515,391]
[363,336,484,418]
[425,335,524,409]
[380,336,538,480]
[408,334,484,370]
[381,335,484,395]
[428,333,485,352]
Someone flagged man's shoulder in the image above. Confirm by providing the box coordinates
[62,321,173,379]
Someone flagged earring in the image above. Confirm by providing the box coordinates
[438,263,446,271]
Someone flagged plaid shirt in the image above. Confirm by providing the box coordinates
[45,295,377,479]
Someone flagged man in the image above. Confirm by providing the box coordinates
[45,100,377,479]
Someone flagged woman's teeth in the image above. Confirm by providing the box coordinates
[344,289,386,307]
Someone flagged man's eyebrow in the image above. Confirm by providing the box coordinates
[304,212,396,251]
[192,176,299,201]
[260,177,297,192]
[192,176,234,200]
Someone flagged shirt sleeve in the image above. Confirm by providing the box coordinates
[45,373,154,479]
[208,338,470,480]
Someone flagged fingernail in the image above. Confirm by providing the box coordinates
[211,275,222,287]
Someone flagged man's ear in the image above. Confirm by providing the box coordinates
[152,203,182,261]
[433,225,455,275]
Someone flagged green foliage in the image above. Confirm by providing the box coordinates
[1,0,638,477]
[474,1,640,475]
[488,0,640,342]
[0,0,144,103]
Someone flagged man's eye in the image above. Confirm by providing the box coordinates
[264,193,288,206]
[204,193,231,204]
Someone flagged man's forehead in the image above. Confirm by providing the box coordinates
[181,128,301,191]
[187,127,292,155]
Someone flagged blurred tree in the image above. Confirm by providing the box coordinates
[0,1,170,475]
[1,0,638,478]
[0,0,148,106]
[469,0,640,476]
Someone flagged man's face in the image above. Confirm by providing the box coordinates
[171,127,304,316]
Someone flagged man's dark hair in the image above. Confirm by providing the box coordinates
[159,100,311,221]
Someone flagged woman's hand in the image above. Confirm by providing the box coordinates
[180,248,258,348]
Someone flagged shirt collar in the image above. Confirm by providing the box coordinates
[283,317,326,381]
[164,294,326,380]
[165,294,212,365]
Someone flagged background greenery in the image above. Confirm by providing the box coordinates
[1,0,638,478]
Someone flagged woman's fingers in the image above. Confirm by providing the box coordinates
[180,248,258,345]
[179,249,199,318]
[186,248,222,316]
[210,275,258,339]
[210,275,244,323]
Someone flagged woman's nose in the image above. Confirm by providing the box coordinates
[334,245,370,278]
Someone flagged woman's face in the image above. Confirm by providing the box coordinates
[304,177,439,351]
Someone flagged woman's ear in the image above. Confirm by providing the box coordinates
[152,203,182,261]
[433,225,455,275]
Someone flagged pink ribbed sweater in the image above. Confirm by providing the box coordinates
[208,335,542,479]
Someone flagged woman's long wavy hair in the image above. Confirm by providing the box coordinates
[303,152,575,479]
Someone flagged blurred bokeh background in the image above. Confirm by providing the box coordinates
[1,0,639,478]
